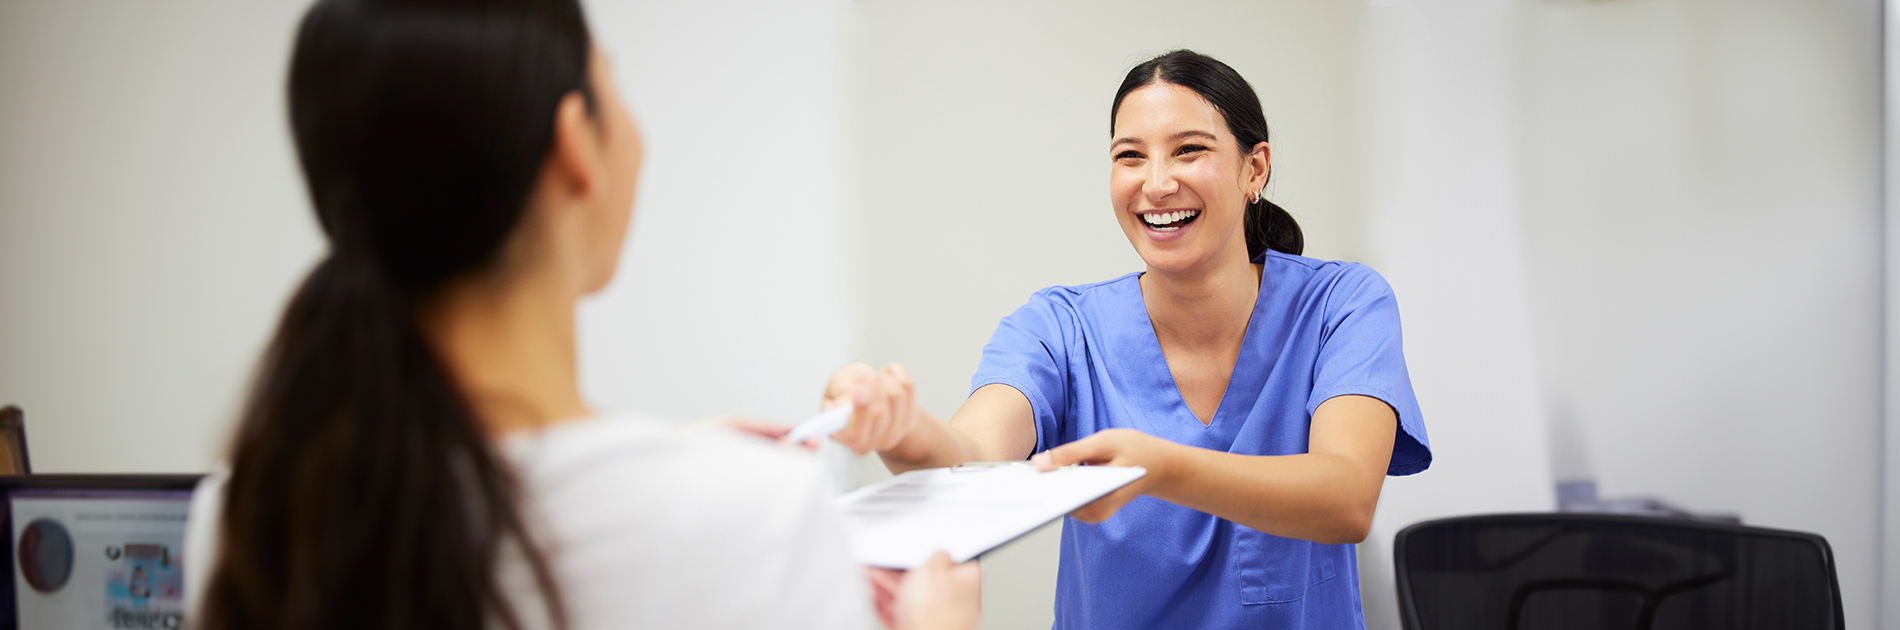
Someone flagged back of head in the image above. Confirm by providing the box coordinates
[1112,50,1303,259]
[294,0,592,285]
[203,1,592,629]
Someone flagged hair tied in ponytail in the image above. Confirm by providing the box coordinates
[205,0,587,628]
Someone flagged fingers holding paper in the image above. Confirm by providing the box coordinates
[866,566,902,629]
[893,552,981,630]
[1032,428,1179,523]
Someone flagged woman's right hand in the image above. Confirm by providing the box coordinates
[822,362,923,456]
[892,552,982,630]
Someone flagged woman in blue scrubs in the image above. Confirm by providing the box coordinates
[825,50,1432,629]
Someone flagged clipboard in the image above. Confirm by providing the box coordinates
[835,464,1146,569]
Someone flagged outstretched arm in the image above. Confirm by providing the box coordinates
[823,363,1037,474]
[1037,394,1396,544]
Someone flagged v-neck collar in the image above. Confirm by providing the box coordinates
[1104,265,1271,450]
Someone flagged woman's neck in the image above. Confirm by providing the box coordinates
[420,264,591,438]
[1140,252,1261,351]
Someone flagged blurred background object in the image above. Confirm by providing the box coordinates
[0,0,1885,628]
[0,406,28,475]
[1555,479,1739,524]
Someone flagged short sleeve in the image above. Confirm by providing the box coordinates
[969,291,1074,456]
[1305,266,1432,476]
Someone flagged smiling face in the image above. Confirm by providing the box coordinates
[1110,82,1269,276]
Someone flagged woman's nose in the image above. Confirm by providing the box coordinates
[1144,163,1178,199]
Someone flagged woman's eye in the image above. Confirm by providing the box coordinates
[1176,144,1208,156]
[1115,151,1143,161]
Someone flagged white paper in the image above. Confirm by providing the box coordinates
[835,464,1146,568]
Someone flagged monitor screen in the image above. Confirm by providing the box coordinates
[6,483,194,630]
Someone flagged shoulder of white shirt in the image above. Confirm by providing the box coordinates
[502,412,827,486]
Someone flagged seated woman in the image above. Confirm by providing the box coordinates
[179,1,977,629]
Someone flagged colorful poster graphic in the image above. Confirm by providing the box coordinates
[102,541,184,628]
[11,492,191,629]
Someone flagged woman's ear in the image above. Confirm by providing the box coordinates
[544,91,605,204]
[1244,141,1271,194]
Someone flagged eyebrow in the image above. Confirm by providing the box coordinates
[1111,129,1220,148]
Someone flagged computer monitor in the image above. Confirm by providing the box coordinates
[1,475,200,630]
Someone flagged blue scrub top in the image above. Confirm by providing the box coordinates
[970,251,1431,630]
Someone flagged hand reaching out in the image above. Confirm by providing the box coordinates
[1032,428,1179,523]
[821,362,923,455]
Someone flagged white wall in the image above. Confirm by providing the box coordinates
[1515,1,1882,627]
[1363,0,1883,627]
[0,0,317,473]
[0,0,860,467]
[1887,1,1900,625]
[576,0,860,426]
[1355,2,1559,627]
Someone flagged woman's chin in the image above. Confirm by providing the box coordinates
[1134,246,1206,275]
[1128,225,1189,256]
[1132,238,1254,279]
[1122,221,1243,275]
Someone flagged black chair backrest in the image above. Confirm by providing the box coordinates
[1394,513,1843,630]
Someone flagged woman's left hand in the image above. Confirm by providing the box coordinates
[1032,428,1180,523]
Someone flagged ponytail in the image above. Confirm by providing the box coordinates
[203,0,593,628]
[1245,197,1304,259]
[204,250,563,630]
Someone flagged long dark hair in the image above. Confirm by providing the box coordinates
[202,1,594,629]
[1112,50,1303,258]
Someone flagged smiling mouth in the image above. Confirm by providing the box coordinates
[1141,210,1201,232]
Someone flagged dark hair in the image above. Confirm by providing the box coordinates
[202,1,594,629]
[1112,49,1303,258]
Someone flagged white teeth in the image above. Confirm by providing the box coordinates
[1142,210,1198,227]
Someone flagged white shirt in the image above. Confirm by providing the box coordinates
[183,414,873,630]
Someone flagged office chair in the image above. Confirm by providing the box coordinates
[0,407,28,475]
[1393,513,1842,630]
